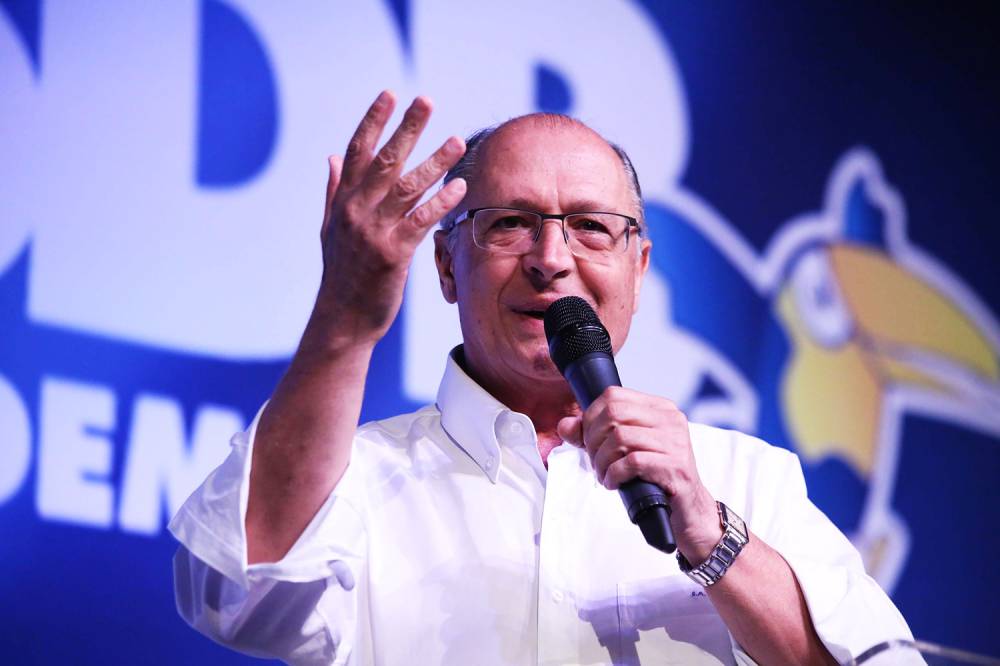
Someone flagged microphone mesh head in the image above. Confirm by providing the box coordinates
[544,296,612,371]
[543,296,598,340]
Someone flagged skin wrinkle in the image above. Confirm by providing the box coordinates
[441,113,645,234]
[433,119,650,466]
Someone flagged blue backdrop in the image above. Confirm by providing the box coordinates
[1,1,998,663]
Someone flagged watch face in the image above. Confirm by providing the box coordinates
[721,503,747,539]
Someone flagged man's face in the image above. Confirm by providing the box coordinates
[434,121,651,394]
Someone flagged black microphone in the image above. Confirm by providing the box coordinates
[544,296,676,554]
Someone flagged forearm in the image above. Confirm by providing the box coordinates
[704,534,836,665]
[246,301,377,565]
[244,91,465,566]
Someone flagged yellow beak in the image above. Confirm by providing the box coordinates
[776,243,998,474]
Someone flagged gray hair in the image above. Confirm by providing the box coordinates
[439,113,645,235]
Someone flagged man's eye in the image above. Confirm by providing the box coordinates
[491,215,534,231]
[571,217,613,236]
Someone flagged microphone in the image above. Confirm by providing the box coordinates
[544,296,676,554]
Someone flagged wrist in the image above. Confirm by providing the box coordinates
[295,300,382,368]
[672,488,724,563]
[298,327,378,368]
[306,286,393,351]
[677,523,725,566]
[677,502,750,587]
[312,270,406,348]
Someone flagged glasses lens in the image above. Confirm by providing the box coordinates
[470,209,634,257]
[565,213,631,255]
[473,209,540,253]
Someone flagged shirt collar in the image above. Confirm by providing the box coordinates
[436,346,539,483]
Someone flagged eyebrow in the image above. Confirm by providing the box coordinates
[501,197,617,213]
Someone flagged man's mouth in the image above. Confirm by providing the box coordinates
[510,297,588,323]
[517,309,546,320]
[512,299,585,321]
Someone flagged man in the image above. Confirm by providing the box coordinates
[170,92,914,664]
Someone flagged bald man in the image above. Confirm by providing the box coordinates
[171,93,915,665]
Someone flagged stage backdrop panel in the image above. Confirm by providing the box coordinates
[1,1,997,662]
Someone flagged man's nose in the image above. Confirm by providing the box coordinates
[523,218,574,281]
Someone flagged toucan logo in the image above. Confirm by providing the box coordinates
[647,149,1000,591]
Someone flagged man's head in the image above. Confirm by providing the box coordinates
[439,114,645,233]
[433,114,651,397]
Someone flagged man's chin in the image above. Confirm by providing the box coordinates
[526,348,564,380]
[497,339,563,381]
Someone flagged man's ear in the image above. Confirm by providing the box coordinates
[632,237,652,314]
[434,229,458,304]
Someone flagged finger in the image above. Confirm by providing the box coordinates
[579,392,618,459]
[321,155,344,239]
[603,450,664,491]
[590,425,665,485]
[377,135,466,218]
[397,177,467,244]
[341,90,397,190]
[557,415,583,447]
[579,388,621,439]
[579,419,606,460]
[583,388,681,442]
[361,96,433,199]
[590,436,625,485]
[326,154,344,204]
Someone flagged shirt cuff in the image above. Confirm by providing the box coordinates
[769,454,914,662]
[168,402,367,590]
[783,551,914,663]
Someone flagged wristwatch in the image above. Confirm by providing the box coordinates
[677,502,749,587]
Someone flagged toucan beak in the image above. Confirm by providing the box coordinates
[830,243,998,393]
[776,243,999,475]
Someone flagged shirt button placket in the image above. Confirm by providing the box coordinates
[537,446,577,663]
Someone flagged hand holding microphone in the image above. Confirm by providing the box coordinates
[545,296,723,558]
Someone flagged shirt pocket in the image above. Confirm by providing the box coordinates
[615,575,736,665]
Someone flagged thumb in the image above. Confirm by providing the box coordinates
[557,415,583,447]
[321,155,344,239]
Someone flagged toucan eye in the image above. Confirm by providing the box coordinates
[791,249,853,347]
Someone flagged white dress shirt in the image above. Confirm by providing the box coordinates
[170,349,913,665]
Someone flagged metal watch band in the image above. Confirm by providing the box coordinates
[677,502,749,587]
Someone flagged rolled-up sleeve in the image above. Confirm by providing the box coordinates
[168,404,369,665]
[758,448,914,664]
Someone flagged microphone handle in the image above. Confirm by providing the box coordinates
[564,353,677,554]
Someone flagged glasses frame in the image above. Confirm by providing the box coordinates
[452,207,641,256]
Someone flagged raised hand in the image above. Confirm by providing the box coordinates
[248,91,466,565]
[313,91,467,345]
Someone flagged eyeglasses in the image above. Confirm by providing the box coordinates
[452,207,640,259]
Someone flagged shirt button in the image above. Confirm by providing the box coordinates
[485,455,496,470]
[551,590,564,603]
[509,421,524,435]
